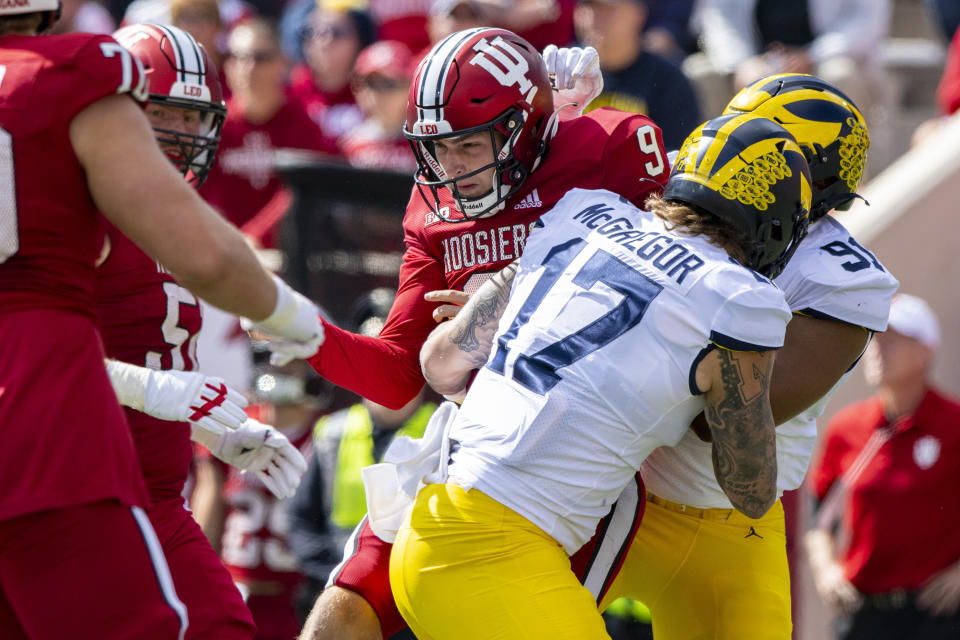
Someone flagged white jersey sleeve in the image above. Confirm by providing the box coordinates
[642,216,898,507]
[447,188,791,552]
[776,216,899,331]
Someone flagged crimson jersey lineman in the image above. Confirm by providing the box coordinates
[93,89,256,640]
[309,107,669,409]
[97,224,203,500]
[0,32,186,638]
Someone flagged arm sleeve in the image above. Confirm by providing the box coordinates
[71,35,149,121]
[307,217,446,409]
[600,112,670,208]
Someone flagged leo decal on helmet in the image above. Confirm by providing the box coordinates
[404,28,555,223]
[724,73,869,220]
[113,23,227,186]
[665,113,812,279]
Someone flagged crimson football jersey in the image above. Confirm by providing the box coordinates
[0,33,150,518]
[96,224,203,501]
[208,423,313,587]
[309,108,668,408]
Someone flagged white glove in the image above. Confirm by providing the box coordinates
[192,418,309,499]
[542,44,603,116]
[107,360,248,438]
[241,275,325,366]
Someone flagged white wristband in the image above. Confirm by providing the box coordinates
[106,359,150,411]
[260,274,298,330]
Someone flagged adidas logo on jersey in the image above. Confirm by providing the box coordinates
[514,189,542,210]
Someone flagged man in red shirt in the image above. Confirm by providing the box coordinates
[0,5,322,637]
[807,294,960,639]
[288,27,668,640]
[200,18,333,248]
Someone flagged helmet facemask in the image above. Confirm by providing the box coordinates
[408,108,531,222]
[149,95,226,187]
[724,73,870,223]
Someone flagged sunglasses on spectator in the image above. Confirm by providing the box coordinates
[359,76,406,92]
[231,50,280,64]
[307,24,355,41]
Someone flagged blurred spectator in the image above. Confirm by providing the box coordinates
[288,1,376,150]
[491,0,577,51]
[169,0,232,97]
[199,18,333,248]
[193,354,326,640]
[938,26,960,116]
[925,0,960,43]
[806,294,960,639]
[913,24,960,147]
[641,0,694,64]
[428,0,576,50]
[340,40,418,172]
[688,0,891,120]
[122,0,253,48]
[48,0,115,34]
[575,0,701,150]
[425,0,489,47]
[286,288,435,630]
[368,0,432,56]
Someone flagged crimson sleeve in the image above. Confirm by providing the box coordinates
[72,35,149,117]
[937,27,960,116]
[307,221,446,410]
[600,112,670,209]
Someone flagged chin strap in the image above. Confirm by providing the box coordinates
[531,108,562,174]
[812,192,869,221]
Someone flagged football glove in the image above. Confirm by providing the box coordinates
[542,44,603,116]
[191,418,309,500]
[241,274,325,366]
[107,360,248,438]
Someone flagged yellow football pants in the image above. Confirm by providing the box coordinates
[390,483,610,640]
[600,494,792,640]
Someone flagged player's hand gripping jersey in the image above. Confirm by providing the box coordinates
[309,109,668,409]
[446,188,793,553]
[0,33,150,518]
[642,216,899,508]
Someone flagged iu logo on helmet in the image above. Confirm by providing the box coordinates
[469,36,538,104]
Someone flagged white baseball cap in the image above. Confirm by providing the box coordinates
[887,293,941,349]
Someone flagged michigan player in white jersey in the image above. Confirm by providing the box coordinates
[592,75,900,640]
[390,113,812,640]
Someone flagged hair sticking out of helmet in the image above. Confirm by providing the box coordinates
[113,24,227,187]
[664,113,812,279]
[724,73,869,221]
[404,27,555,222]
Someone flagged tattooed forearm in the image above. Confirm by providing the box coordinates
[705,348,778,518]
[448,262,517,368]
[421,263,517,395]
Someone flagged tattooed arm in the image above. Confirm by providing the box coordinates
[420,262,518,397]
[694,347,779,518]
